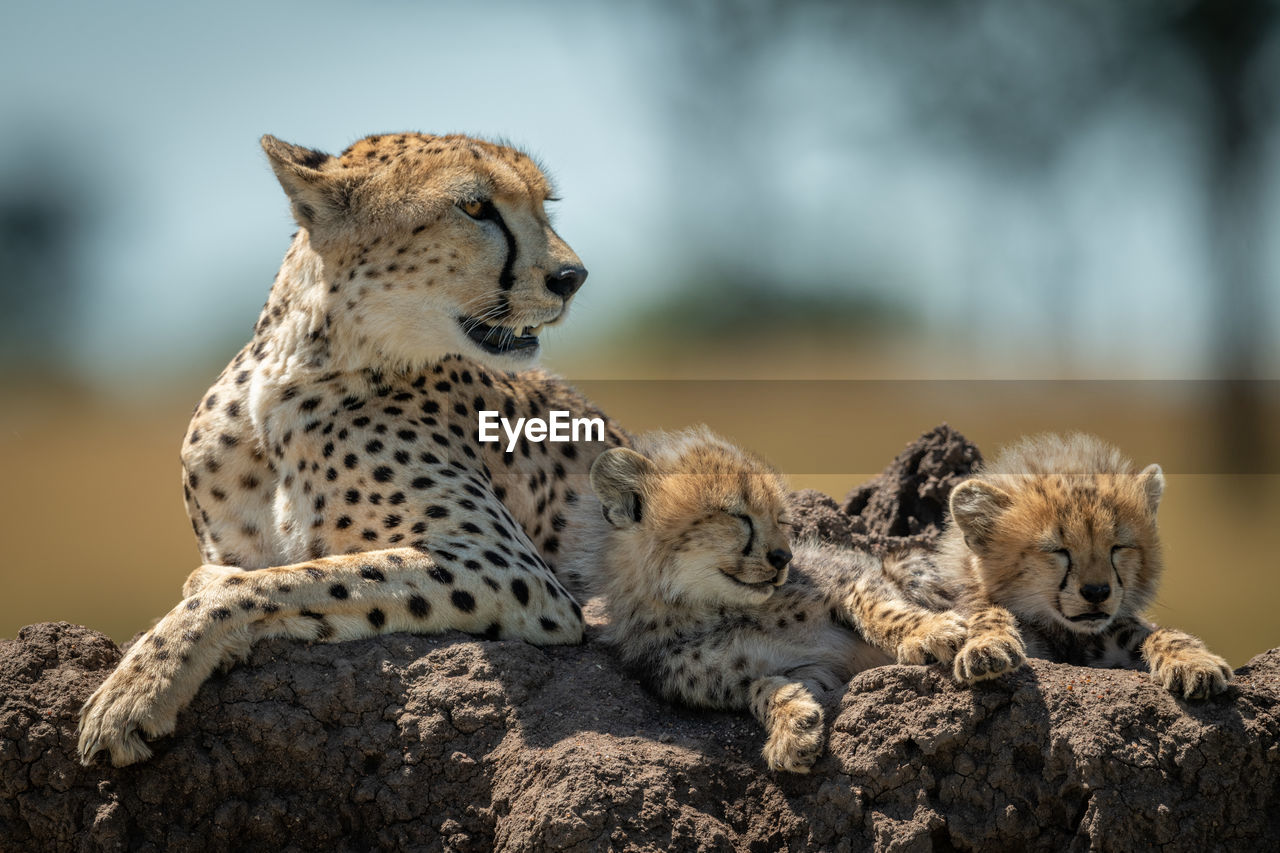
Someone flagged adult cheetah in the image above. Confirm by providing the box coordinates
[79,132,628,766]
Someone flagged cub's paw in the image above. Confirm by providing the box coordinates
[953,626,1027,684]
[896,612,968,666]
[761,684,825,773]
[1153,649,1233,700]
[78,665,176,767]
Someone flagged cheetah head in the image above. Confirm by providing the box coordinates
[588,428,794,609]
[262,132,586,370]
[948,434,1165,636]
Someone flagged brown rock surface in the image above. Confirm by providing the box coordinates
[3,426,1277,851]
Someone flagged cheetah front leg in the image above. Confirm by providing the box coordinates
[879,552,1025,682]
[78,598,254,767]
[748,676,826,773]
[1139,624,1233,700]
[79,546,581,767]
[839,576,968,670]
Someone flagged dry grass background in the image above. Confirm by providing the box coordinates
[2,341,1276,666]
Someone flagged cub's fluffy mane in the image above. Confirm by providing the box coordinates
[980,432,1136,479]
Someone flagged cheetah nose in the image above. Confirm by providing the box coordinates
[1080,583,1111,605]
[546,265,587,299]
[767,548,792,572]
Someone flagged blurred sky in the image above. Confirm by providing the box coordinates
[2,0,1279,386]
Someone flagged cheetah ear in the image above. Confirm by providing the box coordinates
[1138,463,1164,515]
[261,135,351,230]
[590,448,655,529]
[949,478,1012,554]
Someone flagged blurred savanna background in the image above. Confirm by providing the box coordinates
[2,0,1277,665]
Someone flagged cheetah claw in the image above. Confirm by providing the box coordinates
[1153,651,1233,700]
[78,672,177,767]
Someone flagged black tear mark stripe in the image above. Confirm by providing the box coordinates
[480,201,518,291]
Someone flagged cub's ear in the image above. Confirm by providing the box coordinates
[1137,463,1164,515]
[589,448,655,529]
[261,135,351,230]
[949,478,1013,554]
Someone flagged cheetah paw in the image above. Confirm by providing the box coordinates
[953,627,1026,683]
[1153,650,1233,700]
[896,612,968,667]
[78,669,178,767]
[761,685,825,773]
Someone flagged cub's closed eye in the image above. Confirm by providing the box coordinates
[733,512,754,556]
[459,200,488,219]
[1054,548,1072,568]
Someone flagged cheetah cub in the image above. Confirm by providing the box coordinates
[559,427,1006,773]
[938,432,1233,699]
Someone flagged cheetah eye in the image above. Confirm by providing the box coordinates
[733,512,755,556]
[1053,548,1072,569]
[459,199,489,220]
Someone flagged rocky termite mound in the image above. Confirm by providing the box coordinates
[3,426,1277,851]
